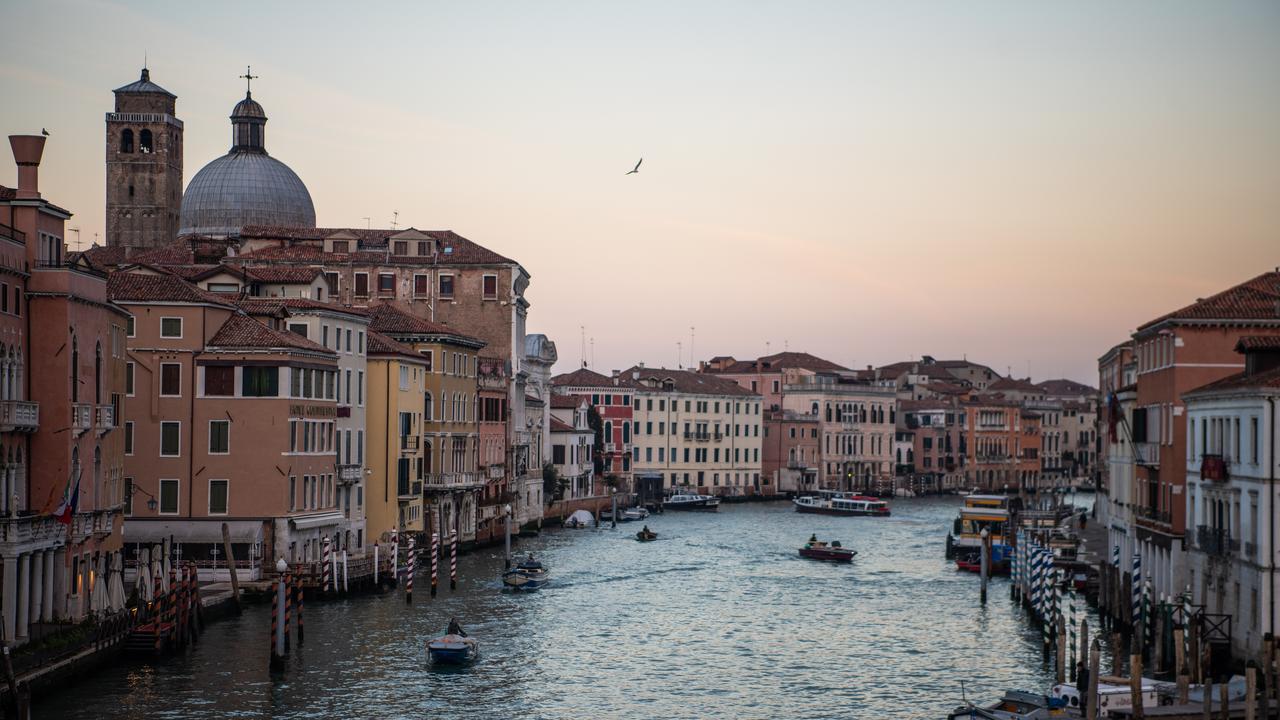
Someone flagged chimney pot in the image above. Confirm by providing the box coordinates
[8,135,46,199]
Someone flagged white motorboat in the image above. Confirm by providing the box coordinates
[622,507,650,521]
[663,492,720,512]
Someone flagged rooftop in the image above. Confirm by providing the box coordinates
[208,314,334,355]
[107,272,235,307]
[366,303,484,347]
[1139,270,1280,332]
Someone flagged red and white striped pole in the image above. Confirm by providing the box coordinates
[321,536,332,594]
[391,529,399,586]
[450,531,458,591]
[405,535,415,603]
[430,533,439,598]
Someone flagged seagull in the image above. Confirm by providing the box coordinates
[41,128,49,137]
[625,158,642,175]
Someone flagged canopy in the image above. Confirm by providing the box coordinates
[566,509,595,527]
[290,512,346,531]
[125,519,265,545]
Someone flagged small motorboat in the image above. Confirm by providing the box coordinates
[798,537,856,563]
[502,554,550,591]
[663,492,720,512]
[599,507,615,522]
[428,621,479,665]
[622,507,650,521]
[948,690,1064,719]
[636,527,657,542]
[564,509,595,529]
[955,552,1010,575]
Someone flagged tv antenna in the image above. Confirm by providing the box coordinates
[391,211,399,230]
[362,217,371,229]
[68,227,81,251]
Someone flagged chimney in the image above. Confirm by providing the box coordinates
[8,135,46,199]
[611,369,619,378]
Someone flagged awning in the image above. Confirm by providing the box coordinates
[289,512,346,531]
[122,519,265,544]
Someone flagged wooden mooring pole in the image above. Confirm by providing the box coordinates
[221,522,241,613]
[1130,653,1145,719]
[1087,639,1100,720]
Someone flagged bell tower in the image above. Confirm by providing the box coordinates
[105,67,183,249]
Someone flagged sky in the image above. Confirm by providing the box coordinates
[2,1,1278,384]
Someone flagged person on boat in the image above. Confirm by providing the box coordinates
[808,533,817,544]
[1075,660,1089,698]
[447,618,467,637]
[642,525,652,535]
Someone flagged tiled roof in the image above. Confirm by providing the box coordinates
[1236,336,1280,352]
[874,361,960,382]
[549,417,577,433]
[525,393,545,405]
[366,303,483,346]
[985,377,1042,394]
[237,297,369,319]
[703,351,847,375]
[1187,366,1280,395]
[107,272,236,307]
[627,366,760,397]
[1139,271,1280,331]
[243,266,323,284]
[81,244,129,268]
[234,226,515,266]
[365,329,424,361]
[0,186,15,200]
[551,368,636,389]
[923,381,971,396]
[550,394,582,409]
[163,264,220,279]
[208,314,335,355]
[899,398,960,412]
[1036,378,1098,396]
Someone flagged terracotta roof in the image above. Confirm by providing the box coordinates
[985,377,1042,394]
[107,272,236,307]
[702,351,847,375]
[243,266,323,284]
[81,244,129,268]
[365,303,483,347]
[1236,336,1280,352]
[900,399,961,412]
[234,226,515,266]
[549,417,577,433]
[236,297,369,319]
[1036,378,1098,396]
[525,393,545,406]
[922,381,971,396]
[208,314,335,355]
[1139,271,1280,331]
[550,394,582,409]
[365,329,424,361]
[164,264,220,279]
[551,368,637,389]
[0,186,15,200]
[627,366,760,397]
[874,361,960,382]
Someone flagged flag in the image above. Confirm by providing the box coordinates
[54,470,80,525]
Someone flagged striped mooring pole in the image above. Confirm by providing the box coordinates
[294,570,304,645]
[1132,552,1143,636]
[391,528,399,584]
[406,535,416,604]
[321,536,332,594]
[431,532,439,598]
[1068,581,1077,674]
[450,531,458,591]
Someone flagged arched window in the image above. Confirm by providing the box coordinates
[0,343,8,402]
[139,129,153,153]
[424,392,433,421]
[603,421,613,445]
[811,402,819,416]
[622,421,631,444]
[120,129,134,153]
[423,440,432,475]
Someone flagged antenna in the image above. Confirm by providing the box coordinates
[580,325,586,369]
[689,326,695,367]
[68,227,81,251]
[677,341,683,369]
[590,337,595,370]
[362,217,371,229]
[391,211,399,230]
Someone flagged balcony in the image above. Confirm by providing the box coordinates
[337,464,362,484]
[487,464,505,480]
[604,442,617,453]
[72,403,93,435]
[1200,454,1229,482]
[0,400,38,432]
[1134,505,1171,528]
[401,435,420,451]
[0,514,61,545]
[683,431,711,442]
[713,432,724,442]
[336,405,352,418]
[397,479,423,500]
[787,459,809,470]
[95,404,115,435]
[424,472,486,490]
[1197,525,1238,557]
[513,430,532,447]
[1134,442,1160,468]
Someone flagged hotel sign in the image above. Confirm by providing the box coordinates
[290,404,337,417]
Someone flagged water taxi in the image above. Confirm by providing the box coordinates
[945,495,1018,571]
[502,554,550,591]
[792,491,890,517]
[622,507,650,521]
[798,536,856,563]
[428,622,479,665]
[663,492,721,512]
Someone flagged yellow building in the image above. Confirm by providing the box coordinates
[365,330,430,536]
[368,304,487,541]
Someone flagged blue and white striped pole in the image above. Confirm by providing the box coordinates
[1132,552,1142,633]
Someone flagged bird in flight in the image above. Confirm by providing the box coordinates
[41,128,50,136]
[625,158,642,175]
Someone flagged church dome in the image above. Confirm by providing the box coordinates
[178,88,314,237]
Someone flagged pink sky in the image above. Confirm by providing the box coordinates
[2,1,1278,383]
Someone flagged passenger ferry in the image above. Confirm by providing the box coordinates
[792,491,891,517]
[945,494,1019,570]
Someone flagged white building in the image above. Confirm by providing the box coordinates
[549,396,596,500]
[1183,338,1280,659]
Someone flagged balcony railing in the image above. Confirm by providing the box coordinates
[1135,505,1171,526]
[401,435,420,451]
[0,514,61,545]
[604,442,617,453]
[1200,454,1229,482]
[683,431,711,442]
[1134,442,1160,468]
[424,472,485,489]
[72,403,93,435]
[95,404,115,434]
[397,479,423,499]
[337,464,362,484]
[0,400,38,432]
[1197,525,1238,557]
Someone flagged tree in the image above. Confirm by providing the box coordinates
[587,405,605,475]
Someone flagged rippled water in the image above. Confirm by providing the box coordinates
[42,496,1104,719]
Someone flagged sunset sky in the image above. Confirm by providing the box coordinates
[2,1,1278,383]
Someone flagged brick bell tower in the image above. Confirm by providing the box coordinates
[105,67,183,249]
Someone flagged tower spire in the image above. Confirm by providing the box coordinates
[239,65,258,95]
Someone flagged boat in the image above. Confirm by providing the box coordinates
[1051,678,1161,715]
[427,623,479,665]
[663,492,721,512]
[792,491,890,517]
[564,509,595,529]
[955,551,1010,575]
[599,507,615,522]
[947,690,1066,719]
[502,554,550,591]
[622,507,650,521]
[636,527,657,542]
[945,495,1018,573]
[798,537,856,563]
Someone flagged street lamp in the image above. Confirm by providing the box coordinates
[127,483,159,512]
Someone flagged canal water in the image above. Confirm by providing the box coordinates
[41,496,1104,719]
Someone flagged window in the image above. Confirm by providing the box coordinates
[119,128,134,153]
[209,420,230,454]
[204,365,234,396]
[124,422,134,455]
[358,371,364,405]
[160,421,180,457]
[354,272,369,297]
[125,362,135,395]
[482,275,497,299]
[322,325,330,348]
[126,315,135,337]
[439,275,454,298]
[324,272,340,295]
[332,241,349,254]
[378,273,395,294]
[208,282,240,294]
[124,477,134,515]
[421,349,433,371]
[358,332,365,355]
[393,241,408,255]
[414,274,429,296]
[160,317,182,338]
[160,362,181,396]
[139,128,153,152]
[159,479,179,514]
[288,323,309,338]
[400,365,410,390]
[243,366,279,396]
[208,480,228,515]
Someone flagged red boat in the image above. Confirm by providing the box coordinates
[799,540,857,563]
[955,553,1009,575]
